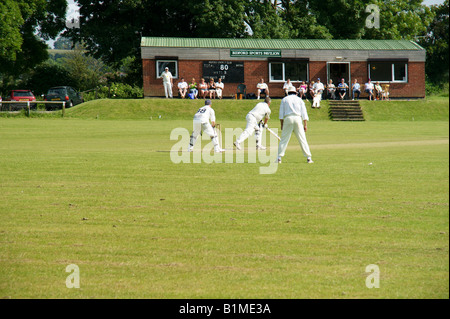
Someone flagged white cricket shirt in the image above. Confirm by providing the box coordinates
[248,102,271,123]
[314,82,324,91]
[178,81,188,89]
[365,82,374,90]
[257,83,268,90]
[161,71,173,83]
[283,82,295,90]
[193,105,216,123]
[279,94,309,121]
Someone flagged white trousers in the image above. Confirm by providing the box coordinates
[236,114,262,146]
[277,114,312,159]
[216,89,222,98]
[190,121,220,151]
[312,93,322,107]
[163,82,173,98]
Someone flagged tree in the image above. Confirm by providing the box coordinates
[194,0,248,38]
[279,0,332,39]
[0,0,24,61]
[26,62,76,96]
[61,48,108,91]
[0,0,67,88]
[53,36,74,50]
[419,0,449,84]
[243,0,291,39]
[306,0,367,39]
[63,0,437,89]
[362,0,434,40]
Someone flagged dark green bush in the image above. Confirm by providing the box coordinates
[83,82,143,101]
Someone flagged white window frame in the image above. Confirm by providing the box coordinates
[368,61,408,83]
[392,63,408,83]
[269,62,309,83]
[156,60,178,79]
[269,62,284,82]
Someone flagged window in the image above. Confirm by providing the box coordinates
[269,61,308,82]
[156,60,178,79]
[369,61,408,82]
[269,63,283,81]
[393,63,407,82]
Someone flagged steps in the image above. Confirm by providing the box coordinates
[328,100,365,121]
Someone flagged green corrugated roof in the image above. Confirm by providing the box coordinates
[141,37,424,50]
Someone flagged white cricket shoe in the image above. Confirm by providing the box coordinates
[276,157,282,163]
[188,146,193,152]
[256,145,267,150]
[233,141,241,150]
[307,158,314,163]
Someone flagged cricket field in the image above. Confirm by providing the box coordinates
[0,97,448,298]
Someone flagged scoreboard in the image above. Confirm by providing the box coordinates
[202,61,244,83]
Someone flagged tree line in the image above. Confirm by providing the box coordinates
[0,0,448,95]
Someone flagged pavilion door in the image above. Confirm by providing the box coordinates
[327,62,351,87]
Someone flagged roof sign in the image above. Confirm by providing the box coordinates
[230,49,281,58]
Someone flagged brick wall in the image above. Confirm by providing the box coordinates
[143,59,425,98]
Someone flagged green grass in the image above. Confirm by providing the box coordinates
[65,96,449,122]
[3,96,448,122]
[0,115,448,298]
[360,96,450,121]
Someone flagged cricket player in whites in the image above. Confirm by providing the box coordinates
[188,100,223,153]
[234,96,272,150]
[277,87,313,164]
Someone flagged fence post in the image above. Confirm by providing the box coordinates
[27,102,30,117]
[62,102,66,117]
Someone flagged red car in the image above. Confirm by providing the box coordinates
[4,90,37,109]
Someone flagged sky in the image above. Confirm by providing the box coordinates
[422,0,445,4]
[48,0,446,48]
[66,0,79,22]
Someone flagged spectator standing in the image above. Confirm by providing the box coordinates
[256,78,270,99]
[352,79,361,100]
[215,78,224,99]
[161,67,173,98]
[177,77,188,99]
[312,78,324,108]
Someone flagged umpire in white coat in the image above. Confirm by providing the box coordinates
[277,87,313,164]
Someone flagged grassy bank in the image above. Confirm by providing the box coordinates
[1,96,448,121]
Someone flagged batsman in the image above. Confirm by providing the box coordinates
[234,96,272,150]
